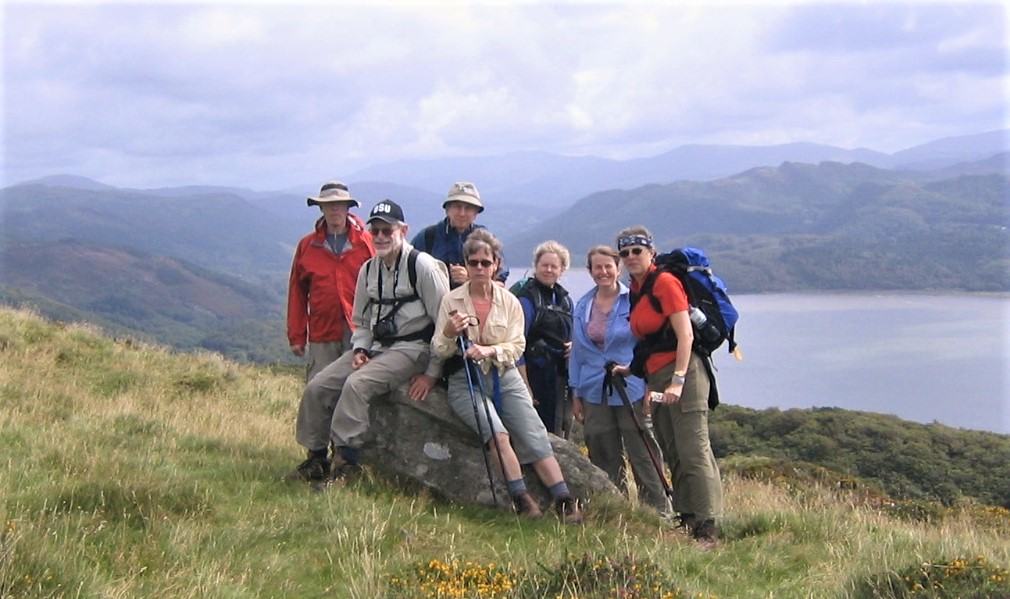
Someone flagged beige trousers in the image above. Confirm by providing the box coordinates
[296,344,427,452]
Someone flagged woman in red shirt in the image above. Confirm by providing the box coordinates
[615,225,723,545]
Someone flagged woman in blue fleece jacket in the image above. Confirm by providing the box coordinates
[569,245,672,516]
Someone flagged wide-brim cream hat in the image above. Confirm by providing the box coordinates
[307,180,359,207]
[443,180,483,213]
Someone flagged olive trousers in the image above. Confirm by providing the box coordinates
[646,353,724,522]
[582,400,673,516]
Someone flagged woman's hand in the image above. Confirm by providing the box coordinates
[660,381,684,404]
[465,343,496,361]
[442,310,470,338]
[609,363,631,377]
[571,395,584,423]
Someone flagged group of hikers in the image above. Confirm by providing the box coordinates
[285,179,724,544]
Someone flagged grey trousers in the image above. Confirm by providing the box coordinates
[445,366,554,465]
[295,346,427,452]
[305,334,350,383]
[583,400,672,515]
[647,353,724,521]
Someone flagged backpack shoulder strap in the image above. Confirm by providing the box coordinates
[407,248,419,292]
[424,225,436,252]
[634,270,663,314]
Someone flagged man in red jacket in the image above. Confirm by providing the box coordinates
[288,181,375,381]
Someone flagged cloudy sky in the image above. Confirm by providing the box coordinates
[2,1,1007,189]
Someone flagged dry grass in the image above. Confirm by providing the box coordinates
[1,307,1008,598]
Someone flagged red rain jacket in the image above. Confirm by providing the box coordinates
[287,214,374,347]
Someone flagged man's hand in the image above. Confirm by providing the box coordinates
[563,341,572,359]
[408,374,436,402]
[290,344,305,357]
[352,350,370,370]
[449,264,469,285]
[571,395,584,423]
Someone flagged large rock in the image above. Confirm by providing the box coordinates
[360,383,620,509]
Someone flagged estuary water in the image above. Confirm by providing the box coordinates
[510,271,1010,434]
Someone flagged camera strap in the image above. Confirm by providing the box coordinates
[374,251,404,329]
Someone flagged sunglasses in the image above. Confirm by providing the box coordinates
[369,226,397,238]
[466,259,494,268]
[619,247,646,258]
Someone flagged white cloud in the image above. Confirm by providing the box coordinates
[2,2,1006,188]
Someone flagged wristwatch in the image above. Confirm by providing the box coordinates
[670,373,686,386]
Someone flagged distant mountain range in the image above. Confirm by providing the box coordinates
[2,130,1007,361]
[345,130,1008,208]
[505,158,1010,292]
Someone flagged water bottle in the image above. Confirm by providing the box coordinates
[688,306,708,327]
[689,306,721,345]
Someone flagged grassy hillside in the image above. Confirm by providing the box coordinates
[1,307,1008,598]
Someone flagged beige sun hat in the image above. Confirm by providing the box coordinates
[307,180,359,207]
[443,181,484,213]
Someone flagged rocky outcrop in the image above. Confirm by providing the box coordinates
[360,383,620,510]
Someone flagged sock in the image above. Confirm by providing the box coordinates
[309,448,328,460]
[548,481,570,500]
[339,446,360,465]
[506,479,527,497]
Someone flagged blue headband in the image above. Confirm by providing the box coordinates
[617,234,653,250]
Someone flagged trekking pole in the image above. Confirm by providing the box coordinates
[603,361,674,502]
[458,333,505,507]
[461,337,509,499]
[553,371,566,438]
[553,370,573,439]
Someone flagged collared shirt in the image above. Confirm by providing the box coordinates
[351,241,450,378]
[569,282,646,405]
[431,282,526,373]
[412,218,510,285]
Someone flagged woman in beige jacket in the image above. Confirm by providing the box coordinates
[432,229,582,524]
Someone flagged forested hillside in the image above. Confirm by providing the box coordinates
[710,405,1010,508]
[0,240,289,363]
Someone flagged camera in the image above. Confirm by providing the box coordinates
[373,316,398,340]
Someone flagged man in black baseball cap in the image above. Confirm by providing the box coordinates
[289,198,450,486]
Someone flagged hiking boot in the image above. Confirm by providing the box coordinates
[512,492,543,518]
[285,453,330,482]
[676,512,697,531]
[323,453,361,488]
[691,519,720,548]
[555,496,584,525]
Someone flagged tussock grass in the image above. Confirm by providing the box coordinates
[1,307,1008,598]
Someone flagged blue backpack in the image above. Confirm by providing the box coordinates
[640,247,739,357]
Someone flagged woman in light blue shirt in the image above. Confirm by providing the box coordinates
[569,245,672,515]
